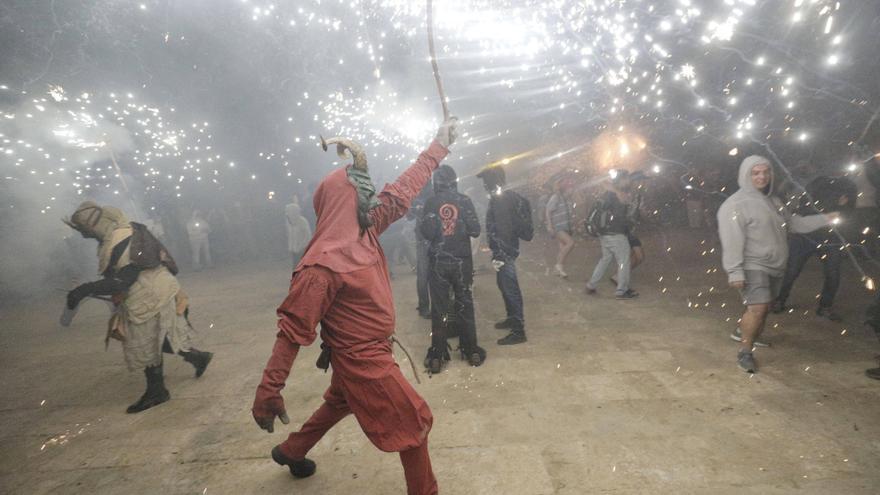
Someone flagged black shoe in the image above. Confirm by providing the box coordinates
[615,289,639,300]
[494,318,513,329]
[771,300,787,314]
[126,364,170,414]
[866,368,880,380]
[180,349,214,378]
[497,331,526,345]
[461,346,487,367]
[271,446,317,478]
[816,307,842,322]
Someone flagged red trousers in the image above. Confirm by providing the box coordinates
[279,383,438,495]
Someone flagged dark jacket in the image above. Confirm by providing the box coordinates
[487,190,525,260]
[793,176,857,244]
[420,165,481,262]
[596,190,632,235]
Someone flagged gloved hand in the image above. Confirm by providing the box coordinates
[66,282,94,310]
[252,336,300,433]
[435,116,459,148]
[491,259,505,272]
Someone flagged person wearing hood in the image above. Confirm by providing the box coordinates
[285,195,312,267]
[62,202,213,413]
[717,156,837,373]
[419,164,485,373]
[477,165,534,345]
[251,118,458,495]
[186,209,212,270]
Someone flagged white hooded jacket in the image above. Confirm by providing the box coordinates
[717,155,830,283]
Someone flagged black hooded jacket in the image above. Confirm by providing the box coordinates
[420,165,481,262]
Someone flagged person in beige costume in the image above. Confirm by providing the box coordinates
[63,201,213,413]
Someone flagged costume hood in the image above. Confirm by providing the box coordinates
[63,201,130,241]
[295,166,380,273]
[738,155,774,196]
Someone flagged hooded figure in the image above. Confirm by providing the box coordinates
[62,201,213,414]
[251,118,457,495]
[419,165,484,373]
[284,199,312,267]
[717,156,833,373]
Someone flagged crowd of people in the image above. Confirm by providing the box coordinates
[57,114,880,494]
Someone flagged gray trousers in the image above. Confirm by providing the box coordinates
[587,234,631,295]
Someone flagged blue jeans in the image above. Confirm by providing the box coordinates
[777,234,841,309]
[495,256,524,330]
[587,234,631,295]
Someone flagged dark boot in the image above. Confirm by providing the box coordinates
[271,445,317,478]
[424,346,450,375]
[867,368,880,380]
[127,364,170,414]
[180,349,214,378]
[461,345,486,367]
[497,329,527,346]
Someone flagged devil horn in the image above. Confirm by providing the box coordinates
[319,135,368,171]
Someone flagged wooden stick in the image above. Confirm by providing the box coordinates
[426,0,449,120]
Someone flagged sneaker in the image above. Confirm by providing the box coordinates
[494,318,513,329]
[729,327,770,347]
[271,446,317,479]
[866,368,880,380]
[816,307,842,322]
[585,286,597,295]
[497,331,527,345]
[615,289,639,300]
[554,264,568,278]
[737,350,757,373]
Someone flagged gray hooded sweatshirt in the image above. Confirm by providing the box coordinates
[717,155,830,283]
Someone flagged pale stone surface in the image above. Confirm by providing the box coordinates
[1,230,878,494]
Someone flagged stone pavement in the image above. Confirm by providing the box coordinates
[1,229,878,494]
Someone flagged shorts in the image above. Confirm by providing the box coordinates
[739,270,782,305]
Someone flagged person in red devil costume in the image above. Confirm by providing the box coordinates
[251,118,458,495]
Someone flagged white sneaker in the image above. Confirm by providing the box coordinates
[554,264,568,278]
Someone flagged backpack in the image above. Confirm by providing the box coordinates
[585,200,611,237]
[511,193,534,241]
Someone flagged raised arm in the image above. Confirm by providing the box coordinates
[369,118,457,235]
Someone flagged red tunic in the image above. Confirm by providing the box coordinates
[275,141,448,452]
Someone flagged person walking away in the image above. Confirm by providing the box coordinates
[420,165,485,373]
[585,170,639,299]
[718,156,836,374]
[477,165,533,345]
[545,179,575,278]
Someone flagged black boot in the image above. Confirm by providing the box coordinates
[867,368,880,380]
[461,345,486,367]
[271,445,317,478]
[497,329,527,346]
[127,364,170,414]
[180,349,214,378]
[424,346,450,375]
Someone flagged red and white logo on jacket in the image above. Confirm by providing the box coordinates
[439,203,459,236]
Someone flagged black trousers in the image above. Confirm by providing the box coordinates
[429,257,478,353]
[416,239,431,313]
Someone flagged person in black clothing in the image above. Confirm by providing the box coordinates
[863,154,880,380]
[420,165,485,373]
[477,165,533,345]
[772,175,857,321]
[409,183,433,319]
